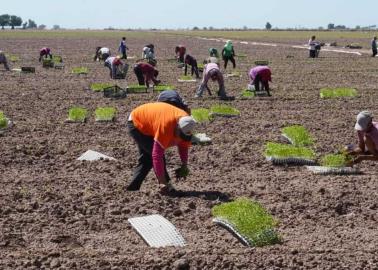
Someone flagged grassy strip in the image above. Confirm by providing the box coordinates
[210,104,240,116]
[265,142,316,160]
[0,111,8,129]
[282,125,314,146]
[191,108,212,123]
[90,83,114,92]
[68,107,88,122]
[320,154,351,167]
[95,107,116,121]
[320,88,357,98]
[71,67,89,74]
[212,198,281,247]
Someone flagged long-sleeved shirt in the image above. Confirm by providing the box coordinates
[100,47,110,55]
[105,56,122,78]
[308,39,319,50]
[176,46,186,57]
[197,63,226,97]
[136,62,159,86]
[357,122,378,151]
[249,66,272,83]
[130,102,191,178]
[40,47,51,56]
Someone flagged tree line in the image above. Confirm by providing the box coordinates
[0,14,50,30]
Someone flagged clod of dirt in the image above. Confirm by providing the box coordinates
[173,258,190,270]
[188,201,196,209]
[173,209,183,217]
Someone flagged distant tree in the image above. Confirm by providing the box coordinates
[265,22,272,30]
[27,19,37,29]
[0,14,10,29]
[203,26,207,30]
[327,23,335,30]
[9,15,22,29]
[22,21,27,29]
[209,26,214,30]
[243,25,248,30]
[52,24,60,30]
[192,26,199,30]
[318,26,324,30]
[355,25,361,30]
[38,24,46,30]
[335,25,346,30]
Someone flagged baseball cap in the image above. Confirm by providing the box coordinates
[178,116,196,135]
[355,111,373,131]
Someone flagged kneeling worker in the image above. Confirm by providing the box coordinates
[346,111,378,164]
[126,102,196,194]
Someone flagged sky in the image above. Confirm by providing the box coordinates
[1,0,377,30]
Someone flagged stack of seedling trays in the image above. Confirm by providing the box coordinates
[212,198,281,247]
[53,56,64,69]
[103,85,127,99]
[42,58,54,68]
[306,154,361,175]
[265,125,317,166]
[21,67,35,73]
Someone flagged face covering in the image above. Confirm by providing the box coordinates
[179,129,192,142]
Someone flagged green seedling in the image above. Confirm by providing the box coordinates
[191,108,212,123]
[0,111,8,129]
[127,84,148,93]
[210,104,240,116]
[6,54,20,62]
[179,75,194,80]
[241,89,254,99]
[264,142,316,160]
[174,166,189,179]
[71,67,89,74]
[153,85,174,92]
[52,55,63,63]
[42,58,54,67]
[212,198,281,247]
[68,107,88,122]
[320,88,357,98]
[90,83,114,92]
[95,107,117,122]
[282,125,314,146]
[320,154,351,167]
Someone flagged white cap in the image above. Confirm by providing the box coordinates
[355,111,373,131]
[178,116,196,135]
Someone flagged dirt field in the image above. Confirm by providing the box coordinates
[0,31,377,269]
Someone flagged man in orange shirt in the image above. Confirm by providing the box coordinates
[126,102,196,194]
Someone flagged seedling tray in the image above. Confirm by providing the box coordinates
[267,156,317,166]
[66,107,88,123]
[42,59,54,68]
[21,67,35,73]
[0,117,12,135]
[103,85,127,99]
[71,67,89,75]
[54,63,65,69]
[210,105,240,118]
[90,83,114,92]
[153,85,174,92]
[127,85,148,93]
[254,60,269,66]
[95,107,116,122]
[306,166,361,175]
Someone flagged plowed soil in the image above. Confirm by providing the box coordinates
[0,33,377,269]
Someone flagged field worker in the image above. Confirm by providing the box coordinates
[371,36,377,57]
[104,56,125,79]
[39,47,52,62]
[345,111,378,165]
[142,44,156,66]
[118,37,129,59]
[0,51,10,71]
[249,66,272,96]
[94,47,111,61]
[126,102,196,194]
[157,90,190,114]
[221,40,236,69]
[175,45,186,63]
[195,62,234,100]
[184,54,200,79]
[308,36,321,58]
[209,47,219,58]
[133,62,160,88]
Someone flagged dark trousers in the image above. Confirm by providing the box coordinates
[254,75,271,96]
[372,49,377,57]
[133,65,145,85]
[309,50,316,58]
[184,60,199,78]
[104,61,113,78]
[121,50,127,59]
[223,56,236,69]
[127,121,170,190]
